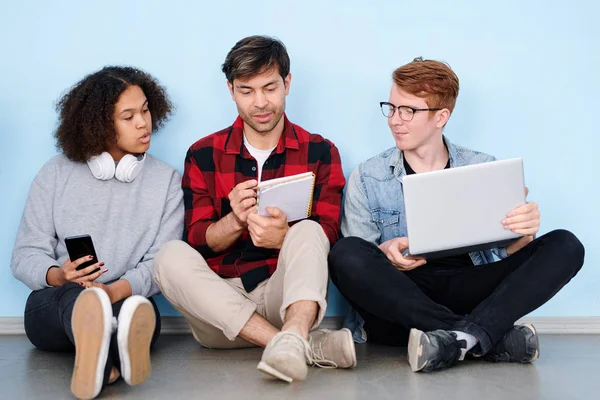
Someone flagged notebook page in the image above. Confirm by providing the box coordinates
[257,174,315,222]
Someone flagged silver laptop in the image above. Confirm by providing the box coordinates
[402,158,525,258]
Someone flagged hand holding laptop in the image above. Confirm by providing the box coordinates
[502,187,540,236]
[379,237,427,271]
[502,186,541,255]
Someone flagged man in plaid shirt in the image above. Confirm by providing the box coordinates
[154,36,356,382]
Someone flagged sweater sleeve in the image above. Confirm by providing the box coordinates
[11,174,60,291]
[120,170,184,297]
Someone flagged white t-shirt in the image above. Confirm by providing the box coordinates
[244,135,275,182]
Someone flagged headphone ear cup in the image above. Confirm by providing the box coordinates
[87,152,116,180]
[115,153,146,182]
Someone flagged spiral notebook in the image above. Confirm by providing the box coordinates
[256,172,316,222]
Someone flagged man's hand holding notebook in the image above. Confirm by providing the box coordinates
[255,172,316,222]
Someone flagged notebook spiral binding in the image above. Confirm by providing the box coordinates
[306,175,316,217]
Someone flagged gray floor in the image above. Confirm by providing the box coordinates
[1,334,599,400]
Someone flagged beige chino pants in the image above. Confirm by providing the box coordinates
[154,220,330,348]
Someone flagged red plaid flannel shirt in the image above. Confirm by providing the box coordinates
[182,115,345,291]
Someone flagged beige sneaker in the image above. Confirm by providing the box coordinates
[117,296,156,386]
[309,328,357,369]
[71,287,113,400]
[257,331,310,383]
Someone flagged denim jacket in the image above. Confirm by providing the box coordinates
[340,136,509,343]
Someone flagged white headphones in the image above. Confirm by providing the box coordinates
[87,152,146,182]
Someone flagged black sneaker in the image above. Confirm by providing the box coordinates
[484,323,539,363]
[407,329,467,372]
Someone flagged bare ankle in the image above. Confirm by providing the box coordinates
[282,325,309,340]
[282,301,318,340]
[108,366,120,384]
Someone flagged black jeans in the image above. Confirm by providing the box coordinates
[328,230,584,354]
[24,283,161,384]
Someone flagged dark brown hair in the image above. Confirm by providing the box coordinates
[54,66,173,162]
[222,35,290,84]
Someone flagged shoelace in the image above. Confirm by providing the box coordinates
[308,337,338,369]
[271,331,337,369]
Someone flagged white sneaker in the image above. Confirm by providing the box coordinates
[71,287,114,400]
[117,296,156,386]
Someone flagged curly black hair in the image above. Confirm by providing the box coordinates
[54,66,174,162]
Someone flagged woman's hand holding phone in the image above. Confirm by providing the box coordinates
[46,256,107,287]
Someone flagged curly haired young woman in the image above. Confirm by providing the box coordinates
[11,66,184,399]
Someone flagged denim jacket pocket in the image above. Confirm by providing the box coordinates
[372,209,401,242]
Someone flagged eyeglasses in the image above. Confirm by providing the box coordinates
[379,102,441,121]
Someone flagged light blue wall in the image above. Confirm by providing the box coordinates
[1,1,598,318]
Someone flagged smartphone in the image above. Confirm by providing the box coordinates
[65,234,100,273]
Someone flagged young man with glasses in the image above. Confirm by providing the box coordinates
[153,35,356,383]
[328,57,584,373]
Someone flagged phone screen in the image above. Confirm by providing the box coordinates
[65,234,100,272]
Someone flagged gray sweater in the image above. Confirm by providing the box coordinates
[11,153,184,297]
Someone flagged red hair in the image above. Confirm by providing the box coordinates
[392,57,459,113]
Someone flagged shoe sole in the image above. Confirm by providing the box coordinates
[341,328,358,368]
[71,288,112,400]
[407,329,429,372]
[523,323,540,362]
[118,297,156,386]
[257,361,293,383]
